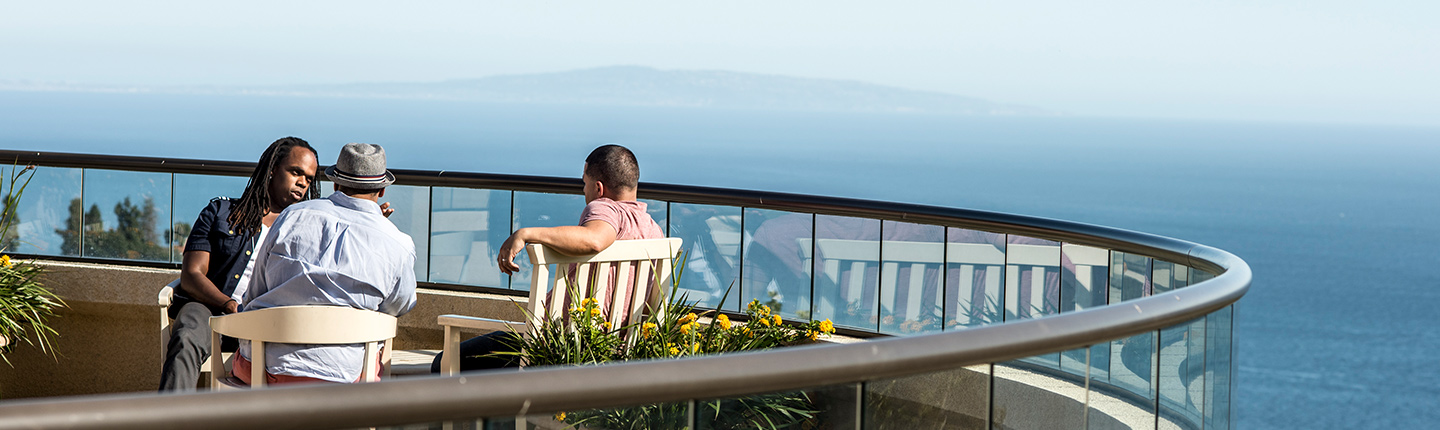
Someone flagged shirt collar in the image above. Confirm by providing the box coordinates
[327,191,383,215]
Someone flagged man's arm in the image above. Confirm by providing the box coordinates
[179,251,238,314]
[178,200,239,314]
[496,220,617,275]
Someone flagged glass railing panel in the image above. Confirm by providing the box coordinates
[381,185,431,282]
[743,208,814,321]
[1110,252,1152,304]
[1106,331,1158,405]
[1152,260,1190,294]
[809,214,879,330]
[545,400,691,430]
[944,227,1005,330]
[1060,244,1110,375]
[1158,317,1205,430]
[1004,236,1060,322]
[1087,364,1158,430]
[1204,305,1234,430]
[511,191,586,291]
[994,358,1086,429]
[1191,267,1216,284]
[80,169,172,261]
[700,386,855,430]
[864,364,988,429]
[668,203,742,312]
[878,221,945,336]
[1005,235,1060,367]
[170,173,248,262]
[429,187,512,289]
[9,166,82,257]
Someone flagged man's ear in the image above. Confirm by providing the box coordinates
[594,180,607,198]
[378,188,387,198]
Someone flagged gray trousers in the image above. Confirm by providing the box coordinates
[158,301,235,392]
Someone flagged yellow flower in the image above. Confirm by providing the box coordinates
[757,317,770,327]
[581,297,598,308]
[667,343,680,355]
[747,299,760,311]
[590,308,602,318]
[0,255,10,268]
[680,322,694,334]
[678,312,697,325]
[691,342,701,353]
[642,322,657,338]
[771,315,782,326]
[554,412,567,421]
[716,314,731,330]
[602,321,612,330]
[741,326,753,337]
[819,319,835,334]
[759,305,771,316]
[806,330,818,340]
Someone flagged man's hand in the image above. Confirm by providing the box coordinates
[380,202,395,218]
[496,230,527,275]
[224,299,240,314]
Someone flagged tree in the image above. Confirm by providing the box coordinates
[55,196,169,260]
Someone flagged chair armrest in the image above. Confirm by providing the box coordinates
[159,278,180,307]
[436,314,526,333]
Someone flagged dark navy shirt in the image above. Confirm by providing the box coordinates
[171,197,260,316]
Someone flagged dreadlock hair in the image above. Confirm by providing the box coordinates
[227,137,319,236]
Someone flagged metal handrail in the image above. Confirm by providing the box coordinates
[0,150,1250,430]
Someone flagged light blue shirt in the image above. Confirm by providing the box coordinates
[239,192,417,383]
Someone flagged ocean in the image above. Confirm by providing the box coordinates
[3,91,1438,429]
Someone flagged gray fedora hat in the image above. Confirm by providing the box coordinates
[325,143,396,189]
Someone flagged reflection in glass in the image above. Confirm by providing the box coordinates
[1159,317,1206,430]
[10,167,82,257]
[81,169,172,261]
[512,191,586,290]
[1152,260,1190,294]
[743,209,813,321]
[430,187,511,289]
[1109,252,1152,304]
[865,365,988,429]
[1005,236,1060,322]
[668,203,741,311]
[994,359,1085,429]
[1204,305,1233,430]
[944,228,1004,329]
[640,198,667,235]
[878,221,945,336]
[380,185,430,282]
[808,215,878,329]
[171,174,248,262]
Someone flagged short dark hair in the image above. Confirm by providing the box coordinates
[584,144,639,190]
[335,184,383,196]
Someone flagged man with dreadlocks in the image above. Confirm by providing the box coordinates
[159,137,321,392]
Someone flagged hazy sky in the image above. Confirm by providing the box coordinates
[3,1,1437,125]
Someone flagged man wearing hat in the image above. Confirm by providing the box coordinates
[235,143,417,385]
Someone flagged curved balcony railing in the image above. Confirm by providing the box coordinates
[0,150,1248,430]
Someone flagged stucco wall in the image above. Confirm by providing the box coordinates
[0,259,523,399]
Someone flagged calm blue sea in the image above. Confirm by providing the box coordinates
[3,91,1439,429]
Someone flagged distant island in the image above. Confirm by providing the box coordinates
[0,66,1052,116]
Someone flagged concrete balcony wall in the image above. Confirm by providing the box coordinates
[0,260,524,399]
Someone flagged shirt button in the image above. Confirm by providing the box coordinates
[234,274,241,279]
[245,251,251,255]
[228,230,234,235]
